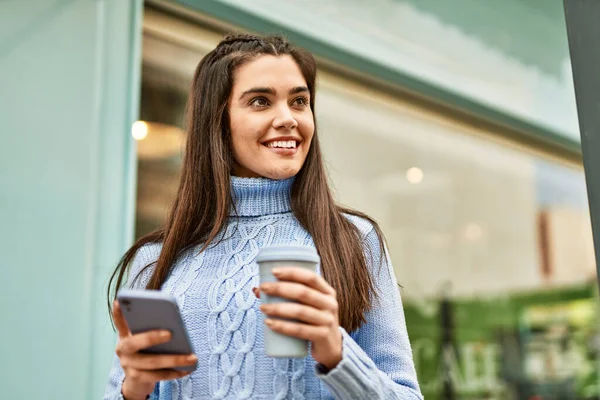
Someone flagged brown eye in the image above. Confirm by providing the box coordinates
[293,96,309,107]
[250,97,269,107]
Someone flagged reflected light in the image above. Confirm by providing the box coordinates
[132,121,148,141]
[465,223,483,241]
[406,167,423,184]
[136,122,185,160]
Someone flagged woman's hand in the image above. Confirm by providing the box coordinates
[112,301,198,400]
[253,267,342,370]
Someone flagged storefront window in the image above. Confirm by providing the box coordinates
[136,15,598,399]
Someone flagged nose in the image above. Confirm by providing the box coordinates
[272,105,298,130]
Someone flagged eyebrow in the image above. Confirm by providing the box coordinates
[239,86,309,99]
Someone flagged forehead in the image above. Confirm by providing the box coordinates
[232,55,307,91]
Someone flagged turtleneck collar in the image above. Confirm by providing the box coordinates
[230,176,294,217]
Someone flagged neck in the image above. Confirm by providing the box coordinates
[230,176,294,217]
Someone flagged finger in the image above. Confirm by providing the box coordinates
[252,287,260,299]
[117,330,171,355]
[271,267,335,296]
[122,353,197,371]
[127,368,191,384]
[260,281,336,311]
[113,300,130,339]
[265,318,329,342]
[260,303,334,326]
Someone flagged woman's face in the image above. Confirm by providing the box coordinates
[228,55,315,180]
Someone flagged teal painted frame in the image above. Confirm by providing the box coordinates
[0,0,143,398]
[167,0,581,156]
[86,0,144,398]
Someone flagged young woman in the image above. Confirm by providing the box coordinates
[104,33,422,400]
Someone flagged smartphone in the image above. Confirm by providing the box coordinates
[117,289,197,372]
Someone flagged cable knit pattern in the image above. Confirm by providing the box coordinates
[103,176,422,400]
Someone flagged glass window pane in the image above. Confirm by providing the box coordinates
[136,15,598,400]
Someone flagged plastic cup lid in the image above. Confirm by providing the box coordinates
[256,245,320,263]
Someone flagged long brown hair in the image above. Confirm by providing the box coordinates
[108,34,386,333]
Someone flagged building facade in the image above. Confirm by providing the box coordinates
[1,1,595,399]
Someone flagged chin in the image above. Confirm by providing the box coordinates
[265,172,297,180]
[263,166,300,180]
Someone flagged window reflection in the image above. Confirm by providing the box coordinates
[137,22,598,400]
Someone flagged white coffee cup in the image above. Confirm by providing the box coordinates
[256,245,320,358]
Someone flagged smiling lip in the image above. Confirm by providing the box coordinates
[267,146,298,156]
[262,137,302,156]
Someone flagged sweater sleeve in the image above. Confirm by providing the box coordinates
[315,226,423,400]
[103,244,162,400]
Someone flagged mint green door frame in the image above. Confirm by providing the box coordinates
[0,1,142,398]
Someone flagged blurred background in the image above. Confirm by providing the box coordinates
[1,0,597,399]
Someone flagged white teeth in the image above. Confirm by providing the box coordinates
[267,140,297,149]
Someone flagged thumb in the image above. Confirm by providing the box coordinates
[112,300,130,338]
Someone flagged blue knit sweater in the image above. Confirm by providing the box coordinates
[104,177,422,399]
